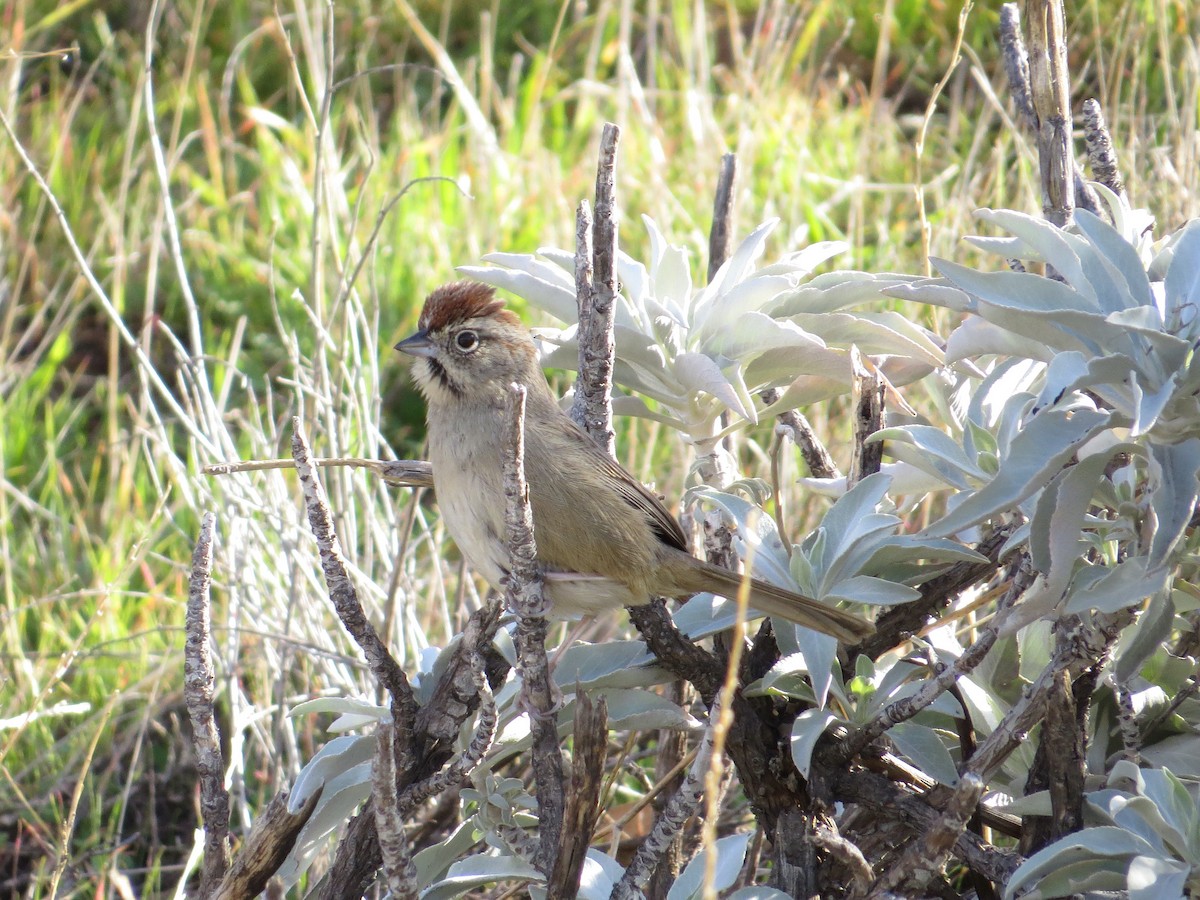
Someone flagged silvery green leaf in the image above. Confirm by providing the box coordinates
[616,252,651,322]
[672,351,754,421]
[1163,219,1200,327]
[790,708,839,779]
[749,652,813,700]
[778,270,916,315]
[288,734,374,812]
[1141,734,1200,779]
[743,345,851,399]
[793,624,838,708]
[885,279,974,314]
[707,218,779,297]
[1148,439,1200,568]
[610,394,689,430]
[666,833,751,900]
[924,407,1112,538]
[1028,450,1117,599]
[673,593,739,640]
[1073,209,1155,312]
[422,854,544,900]
[862,535,988,578]
[787,312,942,364]
[889,722,958,785]
[1108,592,1176,681]
[973,209,1096,306]
[1132,373,1179,436]
[288,697,389,733]
[875,425,987,488]
[1003,827,1160,900]
[964,234,1045,261]
[1129,857,1189,900]
[1064,557,1167,615]
[536,246,577,275]
[800,462,955,498]
[688,485,793,588]
[279,754,374,885]
[694,274,801,341]
[551,641,666,690]
[820,515,902,588]
[576,850,624,900]
[934,258,1098,314]
[728,889,793,900]
[414,821,479,888]
[703,312,825,361]
[1135,767,1198,856]
[944,315,1053,363]
[643,215,692,318]
[576,688,700,731]
[824,575,920,606]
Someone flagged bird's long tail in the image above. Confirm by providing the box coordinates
[670,552,875,643]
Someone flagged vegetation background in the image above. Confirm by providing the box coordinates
[1,0,1198,894]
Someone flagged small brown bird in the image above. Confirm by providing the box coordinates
[396,281,874,643]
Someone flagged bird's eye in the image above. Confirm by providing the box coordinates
[455,330,480,352]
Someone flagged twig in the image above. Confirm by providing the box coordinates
[185,512,231,896]
[611,701,721,899]
[1082,99,1126,198]
[571,124,621,455]
[547,693,609,897]
[809,820,872,896]
[502,384,565,874]
[374,723,419,900]
[998,5,1036,131]
[855,524,1015,660]
[1025,0,1075,228]
[400,650,497,812]
[761,387,840,481]
[848,346,885,487]
[203,456,434,488]
[865,774,984,898]
[832,561,1027,766]
[212,789,324,900]
[832,770,1022,887]
[707,153,737,283]
[290,420,418,737]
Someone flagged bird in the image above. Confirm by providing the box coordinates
[396,281,875,643]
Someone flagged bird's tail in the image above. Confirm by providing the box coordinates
[670,552,875,643]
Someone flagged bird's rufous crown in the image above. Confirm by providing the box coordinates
[418,281,519,332]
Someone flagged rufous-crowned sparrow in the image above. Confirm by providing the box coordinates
[396,281,874,642]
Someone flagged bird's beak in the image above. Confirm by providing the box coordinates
[395,329,437,358]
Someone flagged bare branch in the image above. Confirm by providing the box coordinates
[707,153,737,282]
[374,724,418,900]
[291,420,418,737]
[1082,98,1126,198]
[571,124,621,454]
[502,384,565,873]
[212,789,323,900]
[848,347,885,487]
[186,512,231,897]
[547,693,608,897]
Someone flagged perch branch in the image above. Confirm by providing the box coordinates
[502,384,565,874]
[186,512,231,897]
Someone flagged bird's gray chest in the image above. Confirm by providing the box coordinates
[427,408,508,588]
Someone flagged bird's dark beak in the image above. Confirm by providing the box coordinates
[395,330,437,358]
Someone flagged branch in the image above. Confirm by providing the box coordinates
[547,693,608,897]
[502,384,565,874]
[291,420,418,738]
[570,123,621,455]
[186,512,231,897]
[212,789,323,900]
[1082,98,1126,198]
[373,723,419,900]
[707,152,737,283]
[848,346,885,486]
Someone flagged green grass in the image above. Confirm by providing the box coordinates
[2,0,1199,893]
